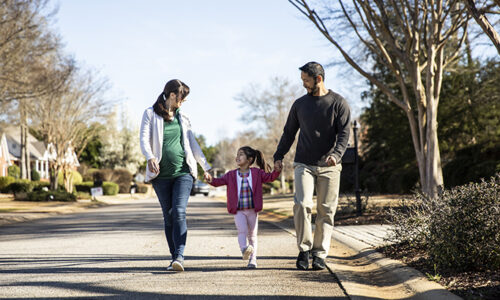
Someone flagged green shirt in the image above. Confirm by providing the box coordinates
[158,111,190,179]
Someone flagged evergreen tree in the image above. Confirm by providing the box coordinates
[360,59,499,193]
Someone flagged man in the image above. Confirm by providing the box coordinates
[273,62,351,270]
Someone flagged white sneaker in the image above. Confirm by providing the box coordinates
[242,245,254,260]
[172,260,184,272]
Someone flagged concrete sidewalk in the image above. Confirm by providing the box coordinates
[255,194,462,300]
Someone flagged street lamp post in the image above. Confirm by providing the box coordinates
[353,120,362,216]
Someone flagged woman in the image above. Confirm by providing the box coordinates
[140,79,212,272]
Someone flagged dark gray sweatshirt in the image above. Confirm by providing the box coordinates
[273,90,351,166]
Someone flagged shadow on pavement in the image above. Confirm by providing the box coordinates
[1,280,346,299]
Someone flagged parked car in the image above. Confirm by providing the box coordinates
[191,180,209,196]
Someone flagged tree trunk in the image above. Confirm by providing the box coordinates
[49,163,59,190]
[424,101,444,197]
[19,103,31,180]
[280,167,287,194]
[63,168,74,193]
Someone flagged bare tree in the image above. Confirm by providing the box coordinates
[464,0,500,54]
[213,138,240,172]
[100,106,144,174]
[290,0,471,198]
[234,77,301,193]
[31,68,110,191]
[0,0,72,179]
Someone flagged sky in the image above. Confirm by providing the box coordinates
[51,0,368,146]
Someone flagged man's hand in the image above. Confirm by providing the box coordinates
[274,160,283,172]
[148,158,159,174]
[325,156,337,167]
[204,171,213,183]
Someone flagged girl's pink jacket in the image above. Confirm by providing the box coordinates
[209,167,281,214]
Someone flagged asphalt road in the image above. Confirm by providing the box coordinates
[0,196,347,299]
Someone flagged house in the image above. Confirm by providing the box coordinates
[1,127,80,180]
[0,133,11,177]
[1,127,51,179]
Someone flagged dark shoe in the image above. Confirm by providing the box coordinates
[312,256,326,270]
[296,251,309,270]
[166,261,174,271]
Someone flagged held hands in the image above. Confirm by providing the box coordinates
[148,158,159,174]
[204,170,213,183]
[325,156,337,167]
[274,160,283,172]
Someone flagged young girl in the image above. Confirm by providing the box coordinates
[207,146,281,269]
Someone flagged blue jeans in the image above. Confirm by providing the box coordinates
[151,174,193,261]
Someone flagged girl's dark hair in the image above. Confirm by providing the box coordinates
[153,79,190,121]
[239,146,272,173]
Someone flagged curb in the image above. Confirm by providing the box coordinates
[332,231,462,300]
[258,209,462,300]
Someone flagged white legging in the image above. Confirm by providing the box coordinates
[234,209,258,260]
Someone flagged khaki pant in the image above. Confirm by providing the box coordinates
[293,162,342,259]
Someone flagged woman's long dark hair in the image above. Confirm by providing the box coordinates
[239,146,272,173]
[153,79,190,121]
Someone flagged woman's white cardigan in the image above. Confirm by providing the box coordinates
[140,107,211,182]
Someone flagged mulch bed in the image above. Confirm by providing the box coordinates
[334,211,389,225]
[379,242,500,300]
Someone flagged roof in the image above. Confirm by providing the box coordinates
[1,126,48,161]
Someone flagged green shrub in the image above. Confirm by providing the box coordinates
[8,179,35,194]
[387,173,500,272]
[8,165,20,179]
[102,181,119,195]
[26,190,77,202]
[427,175,499,271]
[75,181,94,193]
[57,170,83,186]
[31,169,41,181]
[271,181,281,190]
[0,176,16,192]
[111,168,133,193]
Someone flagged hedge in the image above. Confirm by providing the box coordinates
[26,190,77,202]
[0,176,16,192]
[102,181,119,195]
[8,179,35,194]
[387,173,499,272]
